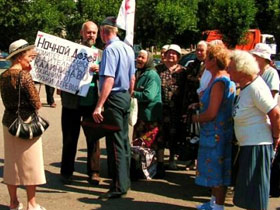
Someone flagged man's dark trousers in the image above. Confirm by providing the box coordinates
[45,85,55,105]
[105,91,131,193]
[60,106,100,178]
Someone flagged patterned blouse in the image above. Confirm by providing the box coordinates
[156,63,186,108]
[0,68,41,127]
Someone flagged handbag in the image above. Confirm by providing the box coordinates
[81,108,121,139]
[129,97,138,126]
[8,72,49,140]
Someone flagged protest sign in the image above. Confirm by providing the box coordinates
[31,31,99,96]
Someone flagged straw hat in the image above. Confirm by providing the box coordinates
[6,39,35,60]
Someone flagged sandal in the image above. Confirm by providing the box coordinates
[10,202,23,210]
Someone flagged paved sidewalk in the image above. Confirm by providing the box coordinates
[0,85,279,210]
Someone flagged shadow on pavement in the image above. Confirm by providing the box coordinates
[79,148,107,156]
[0,204,8,210]
[129,169,234,208]
[78,196,197,210]
[39,170,96,196]
[38,146,235,209]
[131,170,208,203]
[46,157,234,208]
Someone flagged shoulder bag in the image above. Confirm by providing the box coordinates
[8,72,49,139]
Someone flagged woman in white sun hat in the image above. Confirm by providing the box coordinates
[0,39,46,210]
[155,44,187,175]
[250,43,280,102]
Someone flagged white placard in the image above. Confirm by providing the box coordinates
[31,31,99,96]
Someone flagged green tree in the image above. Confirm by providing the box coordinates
[254,0,280,52]
[207,0,257,48]
[65,0,122,46]
[267,0,280,52]
[0,0,30,50]
[0,0,63,51]
[52,0,77,36]
[197,0,215,32]
[135,0,199,48]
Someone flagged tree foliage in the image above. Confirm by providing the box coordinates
[0,0,66,50]
[206,0,257,48]
[0,0,280,52]
[0,0,31,50]
[67,0,122,46]
[254,0,280,48]
[135,0,198,48]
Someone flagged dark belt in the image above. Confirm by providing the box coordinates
[110,90,128,95]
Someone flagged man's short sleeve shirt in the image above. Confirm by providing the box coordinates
[99,37,135,92]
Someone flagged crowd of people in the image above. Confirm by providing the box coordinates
[0,16,280,210]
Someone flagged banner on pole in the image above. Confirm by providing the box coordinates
[31,31,99,96]
[116,0,136,46]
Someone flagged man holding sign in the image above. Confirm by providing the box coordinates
[60,21,102,185]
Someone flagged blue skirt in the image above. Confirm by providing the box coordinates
[233,144,273,210]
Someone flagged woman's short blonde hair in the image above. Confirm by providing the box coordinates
[230,50,260,76]
[207,44,229,70]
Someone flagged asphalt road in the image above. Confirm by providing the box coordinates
[0,84,279,210]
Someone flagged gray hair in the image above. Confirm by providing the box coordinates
[230,50,259,76]
[197,40,208,48]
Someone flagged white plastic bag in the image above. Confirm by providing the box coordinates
[129,97,138,126]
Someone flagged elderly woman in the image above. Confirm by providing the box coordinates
[227,50,280,210]
[0,40,46,210]
[156,44,186,172]
[132,50,162,178]
[192,44,236,210]
[250,43,279,102]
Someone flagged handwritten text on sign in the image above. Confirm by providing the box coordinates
[31,31,99,96]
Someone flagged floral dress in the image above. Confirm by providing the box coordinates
[195,76,236,187]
